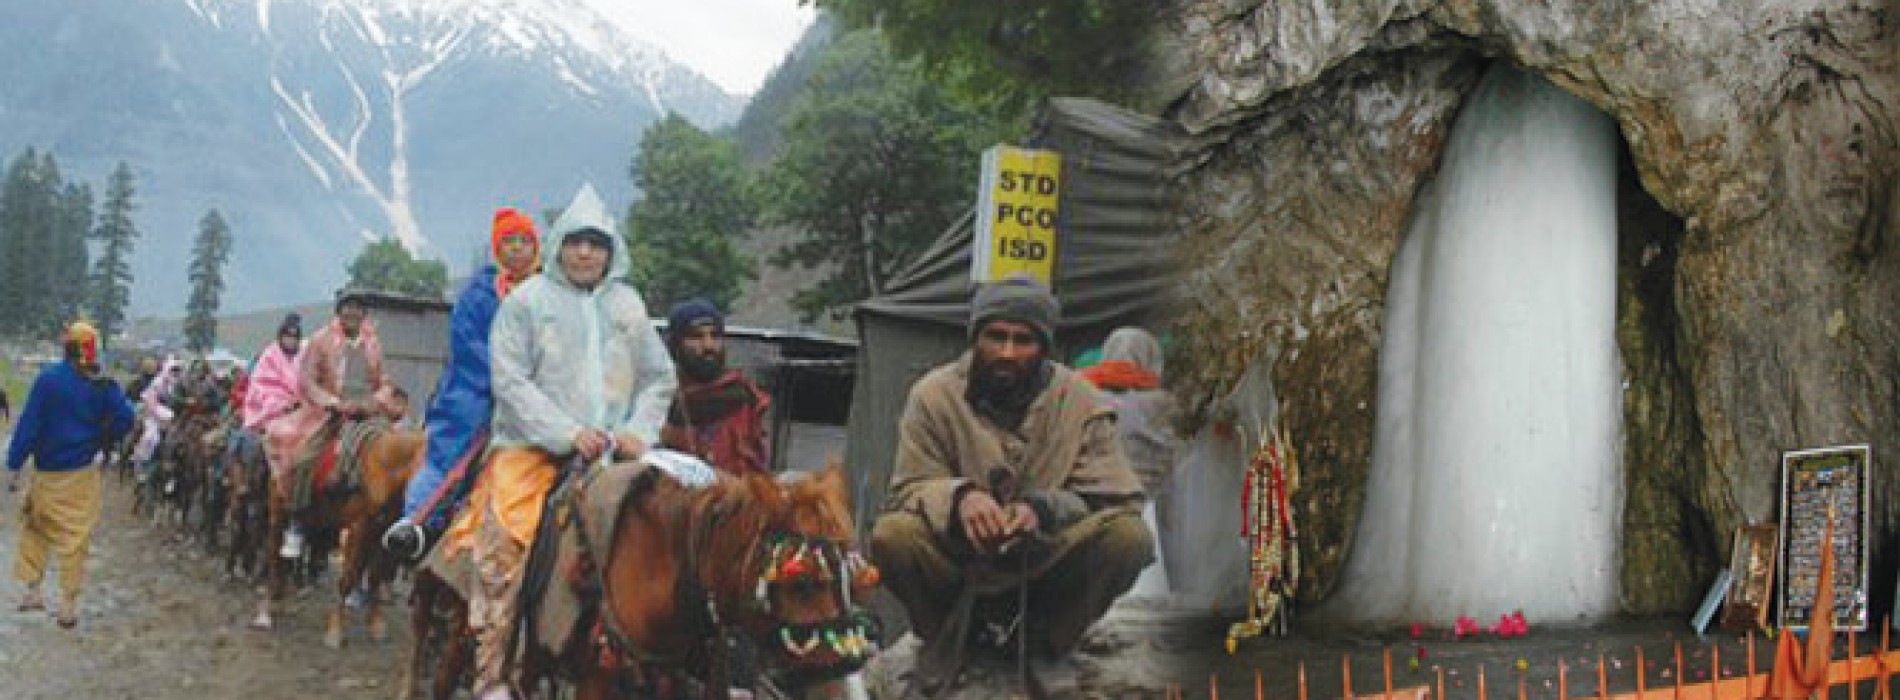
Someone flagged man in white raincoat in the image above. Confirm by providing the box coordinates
[440,183,676,700]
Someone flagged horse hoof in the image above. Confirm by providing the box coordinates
[369,621,388,643]
[248,612,273,630]
[324,628,344,649]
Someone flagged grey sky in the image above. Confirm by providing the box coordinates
[583,0,817,95]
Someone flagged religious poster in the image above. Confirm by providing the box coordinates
[1777,444,1871,631]
[1720,524,1777,632]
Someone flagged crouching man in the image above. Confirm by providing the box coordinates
[871,275,1153,695]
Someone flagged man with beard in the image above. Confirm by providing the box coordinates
[871,275,1153,694]
[658,298,770,475]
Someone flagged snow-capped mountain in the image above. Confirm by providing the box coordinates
[0,0,745,315]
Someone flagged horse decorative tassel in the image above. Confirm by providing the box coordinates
[1226,421,1301,653]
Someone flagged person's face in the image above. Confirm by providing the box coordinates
[675,324,726,380]
[680,324,724,363]
[278,331,300,353]
[559,233,611,288]
[337,304,367,337]
[971,319,1045,389]
[497,232,538,279]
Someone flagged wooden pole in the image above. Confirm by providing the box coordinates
[1478,665,1488,700]
[1559,661,1568,700]
[1212,673,1221,700]
[1257,668,1265,700]
[1674,642,1684,700]
[1436,667,1445,700]
[1299,662,1309,700]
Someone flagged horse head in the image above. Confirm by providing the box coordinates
[721,460,879,683]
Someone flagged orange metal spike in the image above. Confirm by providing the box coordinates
[1343,654,1354,700]
[1385,648,1394,700]
[1558,661,1569,700]
[1212,673,1221,700]
[1299,662,1309,700]
[1598,654,1609,700]
[1851,626,1859,700]
[1745,633,1756,692]
[1711,643,1721,700]
[1517,667,1526,700]
[1436,667,1445,700]
[1636,647,1647,699]
[1478,665,1488,700]
[1257,668,1265,700]
[1674,642,1684,700]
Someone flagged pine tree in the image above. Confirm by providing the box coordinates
[90,162,139,340]
[0,148,40,336]
[184,208,234,352]
[51,178,94,332]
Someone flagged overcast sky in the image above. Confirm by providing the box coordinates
[583,0,817,95]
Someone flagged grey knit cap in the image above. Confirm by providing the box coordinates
[969,274,1059,346]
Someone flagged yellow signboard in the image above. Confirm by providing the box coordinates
[972,145,1062,287]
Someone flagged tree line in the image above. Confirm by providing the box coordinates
[0,148,232,354]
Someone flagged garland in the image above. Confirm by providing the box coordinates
[1226,421,1300,653]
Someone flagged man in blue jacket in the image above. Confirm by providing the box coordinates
[6,321,134,628]
[383,207,540,560]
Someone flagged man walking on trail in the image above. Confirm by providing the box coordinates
[440,183,676,700]
[6,321,135,629]
[871,275,1153,694]
[266,294,395,559]
[658,298,771,476]
[383,207,541,561]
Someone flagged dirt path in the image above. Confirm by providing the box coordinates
[0,471,414,700]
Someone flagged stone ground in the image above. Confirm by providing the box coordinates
[0,469,415,700]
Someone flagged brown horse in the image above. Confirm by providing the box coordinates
[399,461,877,700]
[254,422,424,649]
[567,461,877,700]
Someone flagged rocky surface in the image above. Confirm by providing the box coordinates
[1142,0,1899,610]
[861,599,1180,700]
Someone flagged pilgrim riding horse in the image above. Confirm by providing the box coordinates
[254,418,424,648]
[401,457,878,700]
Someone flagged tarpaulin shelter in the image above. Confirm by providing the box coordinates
[845,98,1189,528]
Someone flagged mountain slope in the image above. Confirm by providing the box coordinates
[0,0,744,315]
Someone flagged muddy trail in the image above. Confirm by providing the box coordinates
[0,472,415,700]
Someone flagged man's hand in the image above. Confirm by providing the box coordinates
[1005,502,1038,535]
[610,433,647,461]
[958,489,1028,553]
[573,428,611,462]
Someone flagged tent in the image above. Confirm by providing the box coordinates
[845,98,1189,528]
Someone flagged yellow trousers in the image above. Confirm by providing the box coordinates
[14,467,103,605]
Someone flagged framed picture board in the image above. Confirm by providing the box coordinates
[1720,524,1779,632]
[1777,444,1871,632]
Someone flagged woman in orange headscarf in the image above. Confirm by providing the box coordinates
[381,207,540,560]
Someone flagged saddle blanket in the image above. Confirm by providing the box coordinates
[424,453,718,656]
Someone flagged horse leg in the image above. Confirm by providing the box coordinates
[252,492,285,630]
[326,526,360,649]
[437,593,475,700]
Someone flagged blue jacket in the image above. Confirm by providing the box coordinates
[402,266,503,519]
[8,360,135,472]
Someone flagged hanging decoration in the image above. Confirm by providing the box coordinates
[1227,421,1301,653]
